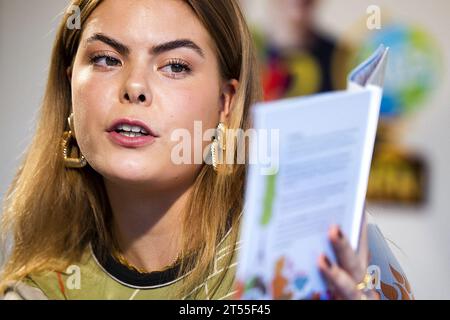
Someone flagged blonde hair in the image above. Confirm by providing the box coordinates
[0,0,261,299]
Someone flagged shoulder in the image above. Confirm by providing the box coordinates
[2,248,96,300]
[366,222,415,300]
[1,277,48,300]
[2,269,76,300]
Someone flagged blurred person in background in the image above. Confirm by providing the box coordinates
[254,0,352,100]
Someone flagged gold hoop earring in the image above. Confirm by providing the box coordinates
[62,113,87,168]
[211,122,226,172]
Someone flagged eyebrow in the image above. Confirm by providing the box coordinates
[152,39,205,58]
[86,33,130,56]
[85,33,205,59]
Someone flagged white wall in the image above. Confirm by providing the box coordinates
[0,0,67,195]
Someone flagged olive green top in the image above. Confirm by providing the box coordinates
[17,228,240,300]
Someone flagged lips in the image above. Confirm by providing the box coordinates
[106,118,159,148]
[107,118,159,137]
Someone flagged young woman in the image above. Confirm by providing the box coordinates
[0,0,411,300]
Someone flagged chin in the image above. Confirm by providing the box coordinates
[114,166,159,182]
[93,157,159,184]
[92,153,198,189]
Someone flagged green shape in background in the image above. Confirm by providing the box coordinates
[260,171,277,226]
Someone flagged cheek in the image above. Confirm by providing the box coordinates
[162,87,220,158]
[162,84,220,132]
[70,67,117,158]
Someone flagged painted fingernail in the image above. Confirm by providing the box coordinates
[323,255,332,269]
[337,227,343,239]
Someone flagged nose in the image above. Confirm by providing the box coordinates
[120,67,152,107]
[123,91,147,104]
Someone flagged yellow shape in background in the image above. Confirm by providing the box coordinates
[285,52,321,97]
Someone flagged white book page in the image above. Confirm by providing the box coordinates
[237,88,382,299]
[348,44,389,90]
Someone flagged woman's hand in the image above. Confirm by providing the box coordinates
[318,215,380,300]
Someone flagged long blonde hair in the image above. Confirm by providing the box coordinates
[0,0,261,298]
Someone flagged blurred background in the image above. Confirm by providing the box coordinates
[1,0,449,298]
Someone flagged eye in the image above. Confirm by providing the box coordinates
[90,53,122,68]
[159,59,192,78]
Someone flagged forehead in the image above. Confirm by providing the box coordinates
[81,0,215,53]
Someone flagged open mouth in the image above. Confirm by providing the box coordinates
[107,118,159,148]
[107,118,159,138]
[114,124,150,137]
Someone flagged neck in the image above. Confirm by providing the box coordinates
[103,179,193,272]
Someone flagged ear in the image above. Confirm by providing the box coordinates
[219,79,239,124]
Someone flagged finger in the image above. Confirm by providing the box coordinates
[329,225,366,282]
[366,289,381,300]
[318,254,362,300]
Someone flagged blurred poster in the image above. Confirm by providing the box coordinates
[351,22,443,205]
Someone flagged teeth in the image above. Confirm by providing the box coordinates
[119,131,145,137]
[116,124,149,135]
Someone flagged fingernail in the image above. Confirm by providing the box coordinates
[323,255,332,269]
[337,227,343,239]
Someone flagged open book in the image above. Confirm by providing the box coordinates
[235,45,389,300]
